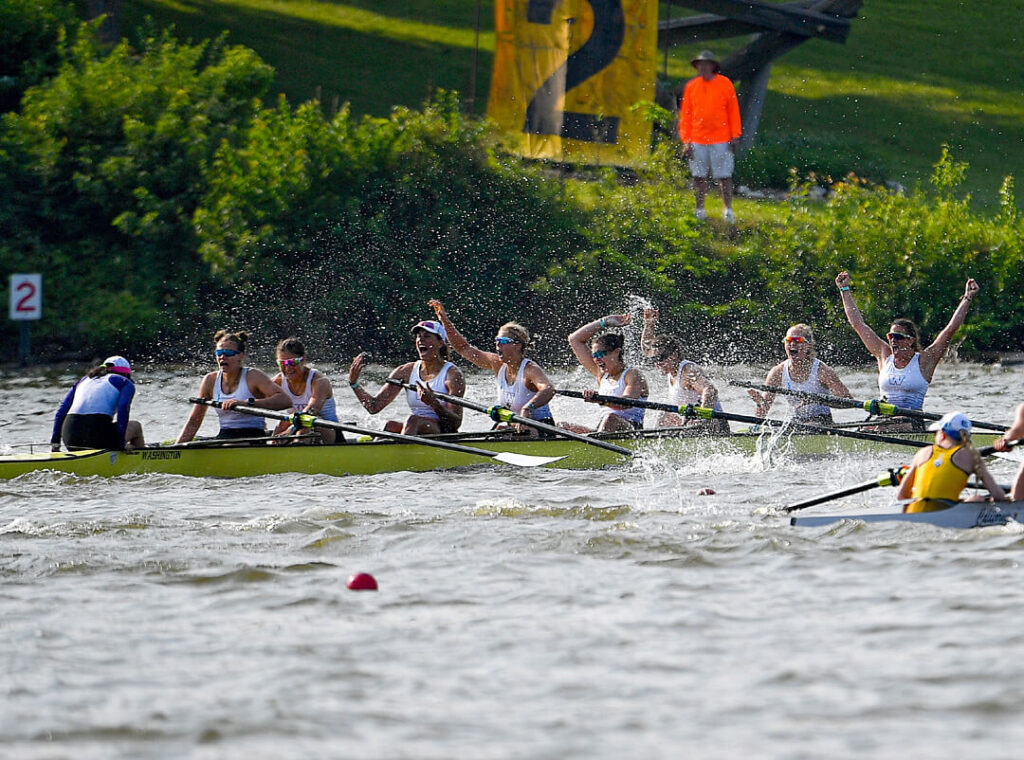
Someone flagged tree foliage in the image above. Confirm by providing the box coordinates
[0,0,78,113]
[2,21,1021,366]
[0,26,273,354]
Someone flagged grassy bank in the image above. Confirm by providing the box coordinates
[122,0,1024,207]
[4,7,1023,362]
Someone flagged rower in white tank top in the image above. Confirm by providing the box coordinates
[280,368,338,421]
[497,359,554,422]
[668,360,722,411]
[781,358,833,421]
[214,368,265,432]
[878,353,929,410]
[598,369,645,428]
[407,360,455,421]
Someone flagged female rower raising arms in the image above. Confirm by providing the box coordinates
[567,314,649,432]
[177,330,291,443]
[747,323,852,426]
[348,319,465,435]
[429,299,555,437]
[271,337,339,444]
[836,271,978,427]
[641,308,726,431]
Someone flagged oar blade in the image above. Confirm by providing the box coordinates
[492,452,567,467]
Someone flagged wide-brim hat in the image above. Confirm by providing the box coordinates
[691,49,720,71]
[103,355,132,376]
[411,320,448,343]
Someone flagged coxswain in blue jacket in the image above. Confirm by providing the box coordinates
[51,356,144,452]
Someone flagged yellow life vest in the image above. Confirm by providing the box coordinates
[906,443,968,513]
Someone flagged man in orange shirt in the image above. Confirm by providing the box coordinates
[678,50,742,223]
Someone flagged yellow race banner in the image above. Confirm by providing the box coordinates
[488,0,658,165]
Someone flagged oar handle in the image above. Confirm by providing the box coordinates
[729,380,867,411]
[556,390,929,448]
[387,379,632,456]
[187,397,542,463]
[730,380,1010,432]
[979,438,1023,457]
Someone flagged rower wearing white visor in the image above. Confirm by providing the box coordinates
[348,319,465,435]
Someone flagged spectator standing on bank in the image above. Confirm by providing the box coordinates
[678,50,742,224]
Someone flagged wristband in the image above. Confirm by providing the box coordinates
[350,380,359,389]
[599,318,607,329]
[839,286,850,292]
[247,397,255,406]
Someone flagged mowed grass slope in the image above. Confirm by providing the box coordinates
[123,0,1024,206]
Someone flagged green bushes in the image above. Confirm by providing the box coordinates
[736,131,889,190]
[736,149,1024,361]
[2,21,1021,364]
[0,27,273,356]
[0,0,77,113]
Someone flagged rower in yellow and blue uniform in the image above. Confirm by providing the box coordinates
[896,412,1006,512]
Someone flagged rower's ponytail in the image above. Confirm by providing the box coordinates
[962,431,983,475]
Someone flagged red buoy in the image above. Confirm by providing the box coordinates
[347,572,378,591]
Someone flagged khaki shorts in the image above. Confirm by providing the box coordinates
[688,142,734,179]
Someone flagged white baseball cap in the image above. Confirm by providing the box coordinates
[103,356,132,376]
[928,411,971,440]
[411,320,447,342]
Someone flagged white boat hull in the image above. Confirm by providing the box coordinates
[790,501,1024,530]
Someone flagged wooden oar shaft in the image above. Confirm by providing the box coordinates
[187,398,557,465]
[387,379,632,456]
[730,380,1009,432]
[555,390,928,449]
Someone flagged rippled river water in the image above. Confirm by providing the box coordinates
[3,361,1024,759]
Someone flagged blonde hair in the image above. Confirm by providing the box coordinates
[498,322,534,352]
[961,430,983,474]
[786,323,817,359]
[788,323,815,343]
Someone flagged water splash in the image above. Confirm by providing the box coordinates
[622,293,655,369]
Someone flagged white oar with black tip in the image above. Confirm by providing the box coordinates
[188,398,566,468]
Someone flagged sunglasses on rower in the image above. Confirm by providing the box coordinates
[591,348,616,360]
[494,337,519,346]
[887,332,913,342]
[278,357,304,367]
[215,348,242,357]
[783,335,808,345]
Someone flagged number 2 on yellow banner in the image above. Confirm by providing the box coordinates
[487,0,658,166]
